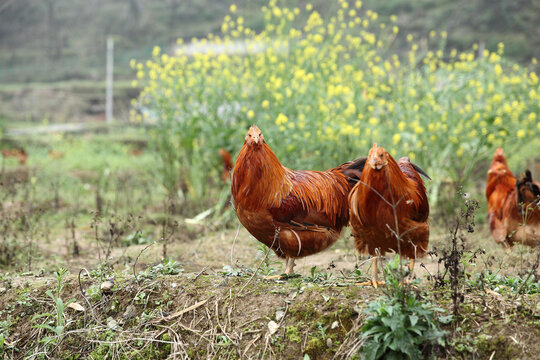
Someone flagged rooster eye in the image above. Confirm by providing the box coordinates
[248,134,252,137]
[259,133,262,136]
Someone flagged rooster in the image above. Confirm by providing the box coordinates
[219,148,233,182]
[348,144,430,287]
[1,148,28,165]
[487,148,540,247]
[486,148,516,246]
[231,125,366,275]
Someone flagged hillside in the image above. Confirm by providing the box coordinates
[0,0,538,83]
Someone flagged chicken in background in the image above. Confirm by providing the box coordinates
[231,125,366,275]
[219,148,233,182]
[487,148,540,248]
[48,149,65,159]
[348,144,431,287]
[1,148,28,165]
[486,147,516,246]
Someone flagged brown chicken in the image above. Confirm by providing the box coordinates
[1,148,28,165]
[486,148,516,245]
[487,148,540,247]
[348,144,430,286]
[231,125,365,274]
[220,148,233,182]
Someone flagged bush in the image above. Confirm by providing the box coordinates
[360,256,450,359]
[134,0,540,206]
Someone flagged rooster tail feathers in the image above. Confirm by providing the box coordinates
[411,163,431,180]
[342,157,367,186]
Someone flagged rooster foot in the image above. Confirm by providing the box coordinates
[264,273,300,280]
[356,280,385,288]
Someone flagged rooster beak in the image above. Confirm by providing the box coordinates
[252,135,259,144]
[487,169,492,174]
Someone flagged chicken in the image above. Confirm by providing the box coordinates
[486,148,516,246]
[487,148,540,247]
[48,149,65,159]
[1,148,28,165]
[219,148,233,182]
[348,144,430,287]
[231,125,366,274]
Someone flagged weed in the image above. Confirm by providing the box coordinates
[360,256,449,359]
[122,230,152,247]
[433,188,480,318]
[137,258,183,281]
[31,268,74,351]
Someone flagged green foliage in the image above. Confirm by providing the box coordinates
[31,268,75,350]
[469,270,540,294]
[255,243,280,276]
[122,231,153,247]
[360,257,450,359]
[137,258,183,280]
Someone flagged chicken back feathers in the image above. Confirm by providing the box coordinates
[219,148,234,182]
[231,125,364,259]
[486,148,540,247]
[349,144,430,260]
[486,148,516,245]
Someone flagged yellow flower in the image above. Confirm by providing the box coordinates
[393,133,401,144]
[275,113,288,125]
[517,129,525,138]
[494,64,502,76]
[230,4,237,13]
[262,100,269,109]
[247,110,255,119]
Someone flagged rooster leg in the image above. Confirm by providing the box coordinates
[404,259,416,284]
[357,257,385,287]
[264,257,295,280]
[285,256,296,275]
[407,259,415,277]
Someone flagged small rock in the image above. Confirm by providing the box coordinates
[122,305,137,320]
[100,280,114,293]
[275,310,285,322]
[0,287,7,294]
[268,320,279,335]
[107,317,119,330]
[326,338,333,348]
[331,321,339,329]
[67,302,85,312]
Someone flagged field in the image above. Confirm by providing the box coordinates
[1,0,540,359]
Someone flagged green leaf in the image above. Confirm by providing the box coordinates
[409,315,419,327]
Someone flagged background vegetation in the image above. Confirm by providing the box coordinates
[0,0,538,83]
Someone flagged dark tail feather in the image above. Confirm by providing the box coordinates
[411,163,431,180]
[516,169,540,214]
[342,157,367,187]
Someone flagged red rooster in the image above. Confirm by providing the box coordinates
[219,148,233,182]
[231,125,365,275]
[486,148,516,246]
[1,148,28,165]
[487,148,540,247]
[348,144,430,287]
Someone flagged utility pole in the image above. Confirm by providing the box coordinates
[106,36,114,124]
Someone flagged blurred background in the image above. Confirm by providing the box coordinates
[0,0,538,124]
